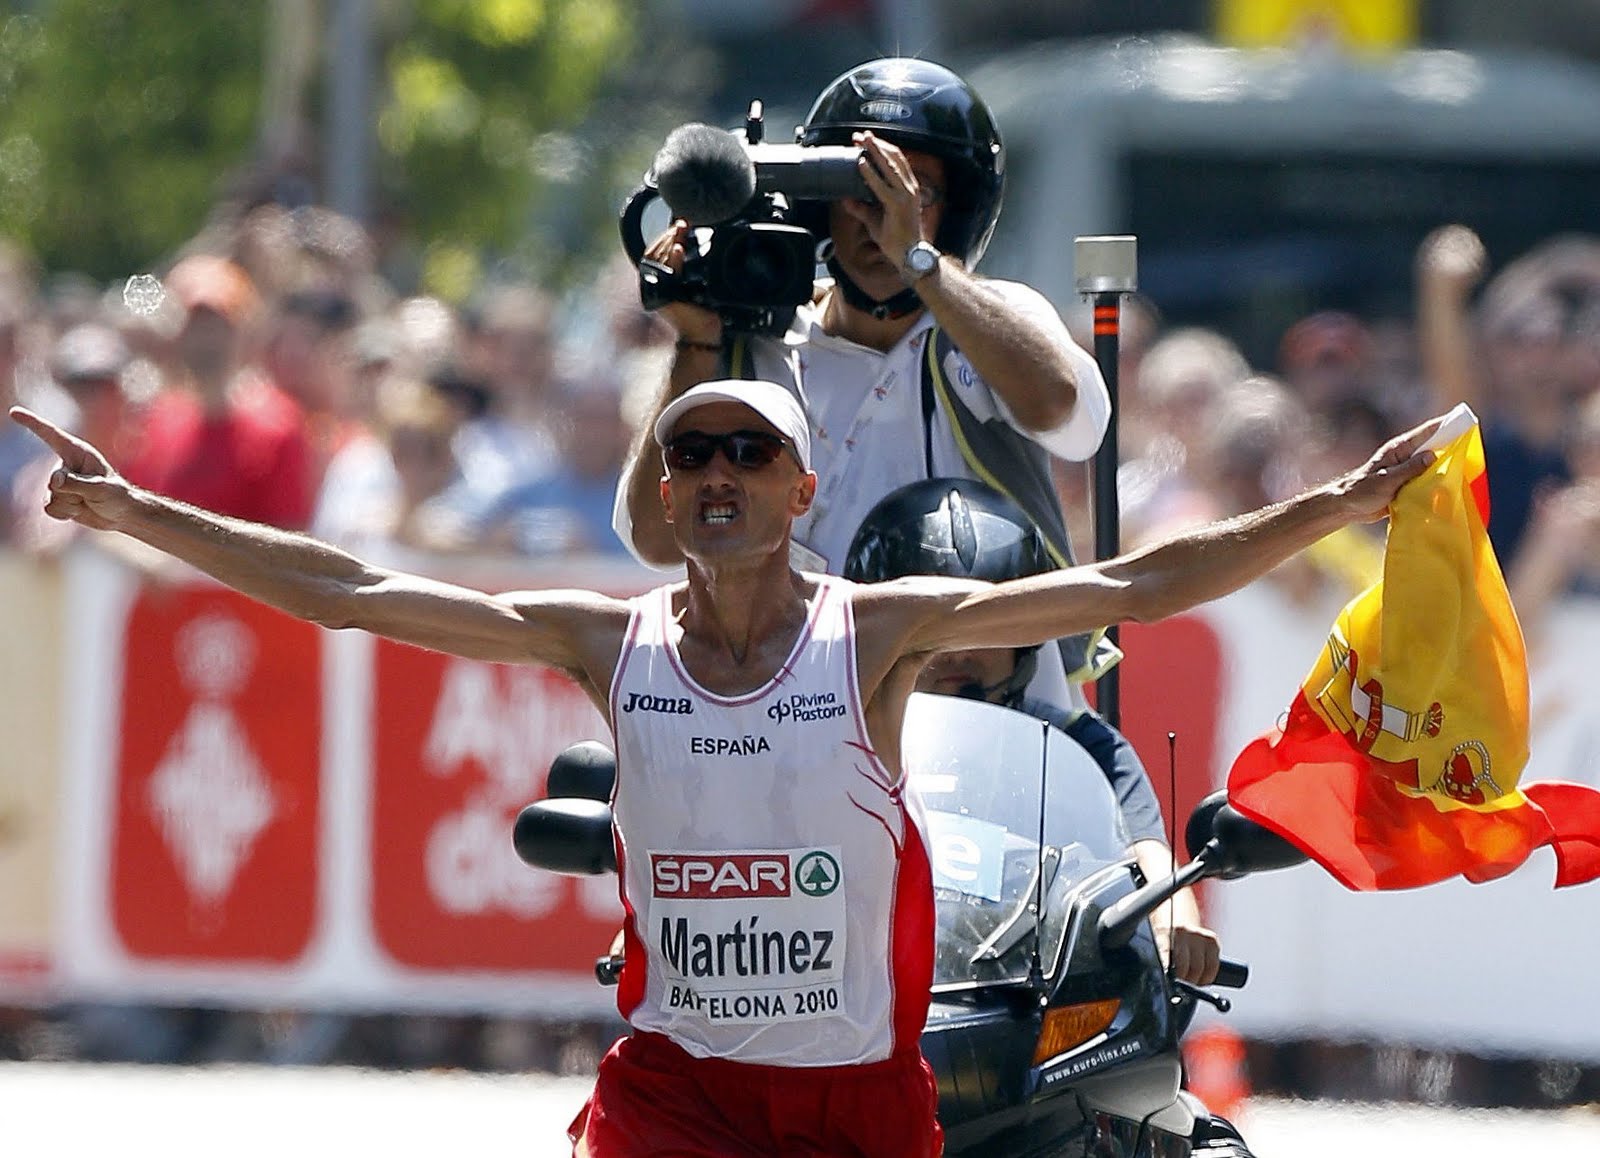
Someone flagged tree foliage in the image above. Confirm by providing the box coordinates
[0,0,653,291]
[0,2,263,278]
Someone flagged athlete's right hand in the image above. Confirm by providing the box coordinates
[9,406,134,533]
[643,220,724,349]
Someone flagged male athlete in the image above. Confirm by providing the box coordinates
[11,385,1440,1157]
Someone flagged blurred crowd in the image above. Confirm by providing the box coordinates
[1061,225,1600,642]
[4,203,1600,1075]
[4,208,1600,628]
[0,203,674,571]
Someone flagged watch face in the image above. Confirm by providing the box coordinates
[909,243,938,275]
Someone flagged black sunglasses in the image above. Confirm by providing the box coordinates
[663,429,795,472]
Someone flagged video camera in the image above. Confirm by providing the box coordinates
[618,102,870,335]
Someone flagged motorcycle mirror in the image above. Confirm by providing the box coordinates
[1184,789,1230,861]
[547,741,617,802]
[513,798,617,876]
[1186,789,1308,880]
[1101,791,1310,950]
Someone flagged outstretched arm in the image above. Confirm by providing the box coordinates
[859,415,1444,670]
[10,407,628,685]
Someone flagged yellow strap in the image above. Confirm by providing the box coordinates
[922,331,1119,682]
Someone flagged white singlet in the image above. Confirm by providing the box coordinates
[607,575,934,1067]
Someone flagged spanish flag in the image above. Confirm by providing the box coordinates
[1227,405,1600,889]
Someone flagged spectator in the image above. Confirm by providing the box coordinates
[315,377,474,555]
[259,286,363,493]
[454,281,561,508]
[0,287,44,545]
[1200,377,1383,604]
[122,254,315,528]
[1117,327,1251,547]
[1277,309,1380,418]
[11,322,135,556]
[1508,390,1600,644]
[1417,227,1600,564]
[475,376,633,558]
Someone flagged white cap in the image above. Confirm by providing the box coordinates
[654,379,811,469]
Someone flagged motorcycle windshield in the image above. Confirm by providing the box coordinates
[902,694,1133,989]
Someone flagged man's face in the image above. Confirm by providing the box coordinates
[916,646,1017,702]
[826,150,946,302]
[176,307,240,389]
[658,401,816,561]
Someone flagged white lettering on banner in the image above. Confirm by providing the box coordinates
[421,659,607,918]
[924,811,1005,903]
[426,800,562,918]
[425,661,502,781]
[147,614,277,907]
[60,548,1600,1048]
[648,846,846,1024]
[425,661,605,803]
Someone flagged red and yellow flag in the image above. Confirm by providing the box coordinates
[1227,406,1600,889]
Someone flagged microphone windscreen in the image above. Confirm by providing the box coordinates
[653,123,757,226]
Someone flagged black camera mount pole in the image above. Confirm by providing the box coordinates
[1074,235,1138,730]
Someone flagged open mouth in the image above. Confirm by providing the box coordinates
[700,502,739,526]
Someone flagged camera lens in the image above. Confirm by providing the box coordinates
[723,231,801,298]
[711,222,816,308]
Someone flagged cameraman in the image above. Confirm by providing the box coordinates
[617,57,1108,582]
[613,60,1219,983]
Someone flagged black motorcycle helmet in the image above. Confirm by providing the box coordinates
[799,58,1006,268]
[843,479,1051,708]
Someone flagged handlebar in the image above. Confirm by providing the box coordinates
[595,954,624,987]
[1212,958,1249,989]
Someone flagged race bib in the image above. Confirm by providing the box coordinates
[649,846,847,1024]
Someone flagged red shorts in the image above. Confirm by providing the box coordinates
[568,1031,943,1157]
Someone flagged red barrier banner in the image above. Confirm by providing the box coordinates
[111,589,322,964]
[370,645,619,972]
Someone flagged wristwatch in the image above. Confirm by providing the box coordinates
[904,240,941,281]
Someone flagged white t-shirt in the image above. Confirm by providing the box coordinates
[608,576,934,1066]
[614,280,1108,574]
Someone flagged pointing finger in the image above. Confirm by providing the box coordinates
[11,406,74,454]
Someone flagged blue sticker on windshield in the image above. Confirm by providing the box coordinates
[925,811,1006,902]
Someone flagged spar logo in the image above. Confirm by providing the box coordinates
[794,850,840,897]
[653,853,790,899]
[651,849,841,899]
[766,691,847,725]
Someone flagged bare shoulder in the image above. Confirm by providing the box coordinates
[498,586,636,666]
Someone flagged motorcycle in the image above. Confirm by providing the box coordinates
[514,693,1304,1157]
